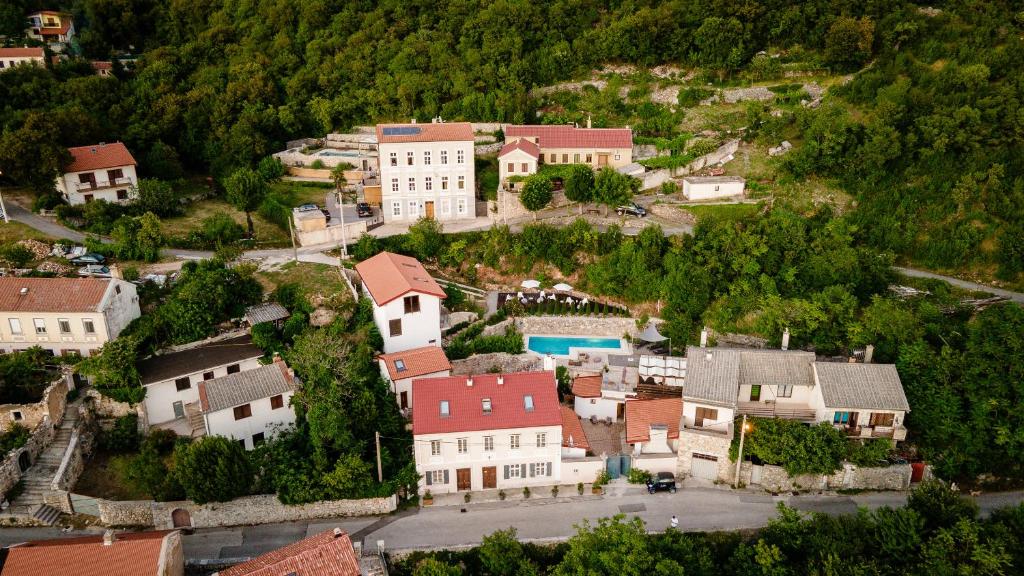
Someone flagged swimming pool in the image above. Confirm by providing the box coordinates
[316,149,358,157]
[527,336,624,356]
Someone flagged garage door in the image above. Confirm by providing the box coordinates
[690,453,719,481]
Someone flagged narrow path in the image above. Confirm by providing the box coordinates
[11,400,81,511]
[894,266,1024,303]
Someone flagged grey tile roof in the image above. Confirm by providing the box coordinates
[813,363,910,411]
[682,346,740,407]
[138,335,263,385]
[245,302,290,325]
[738,350,816,388]
[200,362,297,413]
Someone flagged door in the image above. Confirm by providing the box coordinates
[695,407,718,428]
[172,401,185,419]
[425,201,435,219]
[171,508,192,528]
[456,468,471,491]
[598,154,609,167]
[750,464,764,485]
[848,412,859,430]
[482,466,497,489]
[691,453,718,481]
[400,391,408,410]
[749,385,761,402]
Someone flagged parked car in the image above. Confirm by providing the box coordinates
[356,202,373,217]
[70,253,106,265]
[320,208,331,222]
[78,265,111,278]
[296,203,320,212]
[616,202,647,217]
[646,471,677,494]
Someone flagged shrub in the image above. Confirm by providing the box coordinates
[100,414,140,453]
[311,159,325,169]
[499,489,506,500]
[627,468,652,484]
[173,436,254,503]
[0,423,31,454]
[0,244,34,268]
[678,86,713,107]
[847,438,893,466]
[523,486,531,498]
[577,482,584,495]
[201,213,245,247]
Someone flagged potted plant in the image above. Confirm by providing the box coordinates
[464,492,472,503]
[551,485,559,497]
[498,489,506,501]
[422,490,433,506]
[591,484,602,495]
[577,482,584,495]
[523,486,531,499]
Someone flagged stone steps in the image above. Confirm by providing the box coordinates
[31,504,61,526]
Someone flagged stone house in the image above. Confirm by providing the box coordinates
[55,142,138,205]
[355,251,445,354]
[198,360,298,450]
[377,345,451,412]
[503,124,634,171]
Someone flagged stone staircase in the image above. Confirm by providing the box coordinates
[11,400,81,521]
[185,402,206,438]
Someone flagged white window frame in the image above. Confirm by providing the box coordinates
[408,177,416,192]
[457,176,465,190]
[510,434,520,450]
[389,152,397,166]
[8,318,22,334]
[408,201,418,217]
[430,440,441,456]
[532,462,548,476]
[58,319,71,334]
[536,432,546,447]
[428,470,445,484]
[441,176,449,190]
[440,150,448,164]
[391,201,402,217]
[508,464,522,478]
[457,149,465,164]
[425,176,432,191]
[391,178,399,192]
[457,199,467,214]
[484,436,494,451]
[441,199,451,214]
[423,151,431,165]
[457,437,468,454]
[82,319,95,334]
[406,151,414,166]
[33,318,46,334]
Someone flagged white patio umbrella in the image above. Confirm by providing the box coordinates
[521,279,541,289]
[581,297,590,306]
[565,296,574,305]
[553,282,573,292]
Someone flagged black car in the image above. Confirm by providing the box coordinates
[616,202,647,217]
[646,471,677,494]
[356,202,373,217]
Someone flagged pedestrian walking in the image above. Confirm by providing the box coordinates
[670,515,678,529]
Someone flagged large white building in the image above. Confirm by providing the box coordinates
[55,142,138,205]
[412,371,563,494]
[138,334,264,428]
[354,251,445,354]
[0,277,140,356]
[198,360,298,450]
[376,122,476,222]
[0,48,45,72]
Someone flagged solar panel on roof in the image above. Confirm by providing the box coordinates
[382,126,422,136]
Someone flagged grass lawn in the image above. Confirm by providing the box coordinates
[0,221,55,243]
[269,180,335,206]
[255,261,348,302]
[161,198,291,248]
[72,450,150,501]
[684,202,763,221]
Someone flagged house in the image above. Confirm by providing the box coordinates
[244,302,290,329]
[55,142,138,205]
[90,61,112,77]
[0,277,140,356]
[354,251,445,353]
[503,124,633,172]
[25,11,75,50]
[560,405,590,458]
[810,363,910,441]
[214,528,360,576]
[497,138,540,190]
[412,371,562,494]
[137,334,264,428]
[376,121,476,222]
[377,345,451,412]
[0,48,45,72]
[198,360,298,450]
[625,397,682,455]
[0,529,183,576]
[681,176,745,201]
[572,374,619,421]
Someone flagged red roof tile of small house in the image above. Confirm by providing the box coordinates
[625,397,682,444]
[505,125,633,149]
[378,346,451,380]
[376,122,474,144]
[0,277,112,313]
[0,47,44,58]
[571,374,603,398]
[354,251,446,306]
[0,530,175,576]
[218,529,360,576]
[560,406,590,451]
[498,138,540,159]
[412,371,560,435]
[65,142,136,173]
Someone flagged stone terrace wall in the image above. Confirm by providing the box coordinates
[749,463,913,493]
[450,353,542,375]
[0,374,68,432]
[516,316,638,339]
[0,417,55,498]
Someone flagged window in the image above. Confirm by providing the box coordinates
[457,437,468,454]
[510,434,520,449]
[252,432,265,446]
[777,384,793,398]
[481,398,492,414]
[586,154,592,163]
[521,163,527,172]
[424,151,431,165]
[441,176,449,190]
[427,470,446,484]
[116,189,128,200]
[457,199,467,214]
[508,463,522,478]
[484,436,494,451]
[749,385,761,401]
[57,319,71,334]
[549,153,556,163]
[389,152,397,166]
[440,400,450,417]
[395,359,407,373]
[530,462,549,477]
[869,413,895,427]
[11,411,22,421]
[115,285,121,295]
[389,319,402,337]
[404,295,421,313]
[407,151,414,166]
[441,199,451,214]
[574,153,580,163]
[507,162,514,173]
[82,319,95,334]
[523,395,534,412]
[226,363,241,374]
[8,319,21,335]
[440,150,448,164]
[833,411,851,425]
[431,440,441,456]
[33,318,46,334]
[614,154,621,160]
[457,176,465,190]
[536,432,546,447]
[233,404,252,420]
[391,178,399,192]
[562,154,568,163]
[203,371,215,380]
[457,149,465,164]
[238,439,246,449]
[694,407,718,427]
[270,395,284,409]
[392,201,402,217]
[408,200,418,217]
[408,177,416,192]
[425,177,432,191]
[174,377,190,391]
[714,185,720,192]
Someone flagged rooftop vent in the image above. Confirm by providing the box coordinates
[466,377,473,387]
[19,287,28,296]
[102,530,115,546]
[333,527,343,538]
[497,375,504,386]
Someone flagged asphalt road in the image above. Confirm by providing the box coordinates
[893,266,1024,303]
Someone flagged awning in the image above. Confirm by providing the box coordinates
[637,321,668,342]
[520,279,541,289]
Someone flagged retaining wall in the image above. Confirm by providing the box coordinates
[0,374,69,432]
[743,463,914,493]
[515,316,638,339]
[85,389,141,421]
[450,352,542,375]
[0,417,55,498]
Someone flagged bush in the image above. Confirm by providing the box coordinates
[173,436,254,503]
[352,233,382,261]
[627,468,652,484]
[100,414,140,453]
[0,244,34,268]
[907,480,979,533]
[32,193,63,212]
[847,438,892,466]
[678,87,713,107]
[730,418,847,475]
[0,423,31,454]
[201,212,245,247]
[311,159,325,169]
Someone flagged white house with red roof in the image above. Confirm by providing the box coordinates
[412,371,564,494]
[376,120,476,222]
[497,138,540,189]
[377,345,451,412]
[625,397,683,456]
[0,48,45,72]
[354,251,445,353]
[55,142,138,205]
[26,11,76,51]
[503,124,633,172]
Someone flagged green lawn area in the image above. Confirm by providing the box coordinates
[269,180,334,206]
[255,261,349,303]
[0,221,55,243]
[684,202,763,221]
[161,198,291,248]
[72,450,150,501]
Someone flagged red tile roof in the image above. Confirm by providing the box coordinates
[412,371,561,435]
[354,251,446,306]
[498,138,540,159]
[560,406,590,451]
[625,398,682,444]
[218,529,360,576]
[65,142,136,173]
[91,61,112,70]
[505,125,633,150]
[376,122,474,144]
[0,531,176,576]
[0,277,112,313]
[571,374,603,398]
[0,48,44,58]
[379,346,451,380]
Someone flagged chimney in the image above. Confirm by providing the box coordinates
[103,530,116,546]
[781,328,790,351]
[109,264,123,280]
[19,287,28,296]
[497,375,504,386]
[542,354,556,372]
[586,115,592,129]
[466,377,473,387]
[705,350,713,361]
[272,352,284,364]
[333,527,343,538]
[699,326,708,348]
[864,345,874,364]
[410,118,417,124]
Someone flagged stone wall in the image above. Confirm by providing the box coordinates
[97,498,154,526]
[496,188,568,221]
[515,316,638,339]
[743,463,914,493]
[0,374,68,432]
[86,389,142,421]
[676,428,734,482]
[51,407,96,491]
[450,353,542,376]
[0,416,56,498]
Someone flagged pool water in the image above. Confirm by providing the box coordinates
[317,150,358,157]
[527,336,623,356]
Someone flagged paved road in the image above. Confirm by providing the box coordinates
[7,204,95,244]
[894,266,1024,303]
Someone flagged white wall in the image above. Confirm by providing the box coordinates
[368,287,442,354]
[681,401,734,434]
[378,139,475,222]
[498,149,538,182]
[415,424,562,494]
[204,390,296,450]
[561,457,605,485]
[57,165,138,205]
[682,179,745,201]
[145,357,263,425]
[0,55,44,71]
[101,279,141,339]
[737,383,814,406]
[573,395,619,422]
[377,362,450,411]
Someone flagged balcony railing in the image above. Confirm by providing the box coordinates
[682,421,733,437]
[74,177,134,192]
[837,425,907,441]
[737,401,817,422]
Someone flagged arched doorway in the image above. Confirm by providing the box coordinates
[17,451,30,473]
[171,509,191,528]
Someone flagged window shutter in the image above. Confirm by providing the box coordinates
[443,470,449,484]
[529,463,535,477]
[425,472,432,486]
[504,465,509,479]
[546,462,552,477]
[520,464,526,477]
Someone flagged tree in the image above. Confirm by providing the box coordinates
[554,516,682,576]
[77,336,143,403]
[0,113,71,194]
[564,165,594,214]
[413,559,464,576]
[479,528,538,576]
[173,436,254,503]
[824,17,875,72]
[694,17,744,71]
[407,217,445,262]
[848,296,923,363]
[258,156,286,183]
[593,168,635,216]
[224,168,268,238]
[136,212,164,262]
[135,179,180,217]
[144,141,185,181]
[907,480,979,533]
[520,174,553,220]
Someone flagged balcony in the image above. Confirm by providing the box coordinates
[682,420,733,438]
[737,401,816,422]
[74,177,134,192]
[839,425,908,441]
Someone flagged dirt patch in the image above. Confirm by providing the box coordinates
[648,203,697,226]
[72,450,150,501]
[580,419,624,456]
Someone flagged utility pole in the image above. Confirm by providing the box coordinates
[733,414,748,489]
[287,212,297,263]
[0,169,9,223]
[375,430,383,482]
[337,189,348,260]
